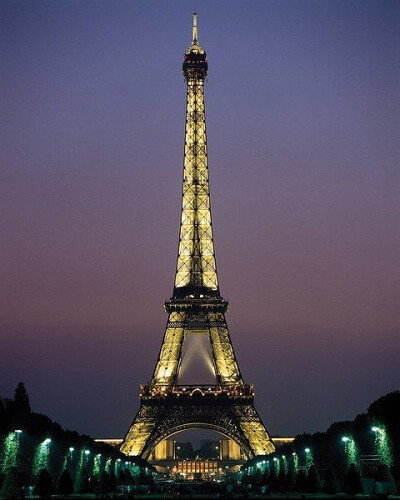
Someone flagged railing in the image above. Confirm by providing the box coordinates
[140,384,254,398]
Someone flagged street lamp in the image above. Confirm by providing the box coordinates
[69,447,74,452]
[44,438,51,445]
[15,430,22,445]
[372,426,381,433]
[342,436,350,443]
[84,450,90,455]
[305,448,310,453]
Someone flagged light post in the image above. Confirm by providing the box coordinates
[68,447,74,467]
[14,430,22,446]
[304,448,312,469]
[84,449,90,466]
[292,451,298,471]
[342,436,350,452]
[371,425,392,466]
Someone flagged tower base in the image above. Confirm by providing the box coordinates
[120,385,275,459]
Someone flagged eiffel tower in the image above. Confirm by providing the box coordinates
[120,14,275,460]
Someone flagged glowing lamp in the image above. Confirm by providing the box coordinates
[273,457,278,462]
[372,426,381,433]
[305,448,310,453]
[84,450,90,455]
[69,447,74,452]
[15,430,23,434]
[342,436,350,442]
[44,438,51,444]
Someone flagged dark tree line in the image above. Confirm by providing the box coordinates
[0,382,154,497]
[242,390,400,494]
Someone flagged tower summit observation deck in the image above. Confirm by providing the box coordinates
[120,13,275,460]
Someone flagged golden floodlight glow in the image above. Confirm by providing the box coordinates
[120,13,275,461]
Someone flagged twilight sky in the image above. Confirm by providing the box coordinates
[1,0,399,440]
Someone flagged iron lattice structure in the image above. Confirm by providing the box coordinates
[120,14,275,460]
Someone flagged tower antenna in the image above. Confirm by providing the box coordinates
[192,12,198,43]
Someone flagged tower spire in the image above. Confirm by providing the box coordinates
[192,12,198,43]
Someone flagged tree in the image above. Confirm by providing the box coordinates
[99,471,111,493]
[268,469,277,492]
[253,469,262,486]
[109,471,117,492]
[306,465,321,492]
[278,468,288,492]
[241,473,251,485]
[294,470,307,492]
[322,466,339,494]
[35,468,54,498]
[260,470,269,486]
[0,473,5,491]
[286,466,296,491]
[77,467,91,493]
[343,463,363,495]
[125,470,134,485]
[391,465,400,495]
[0,466,22,498]
[118,469,126,486]
[89,476,99,492]
[13,382,31,414]
[57,470,74,496]
[375,464,395,496]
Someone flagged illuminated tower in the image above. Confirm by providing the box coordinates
[121,14,275,459]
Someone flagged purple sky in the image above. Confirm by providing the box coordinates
[1,1,399,439]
